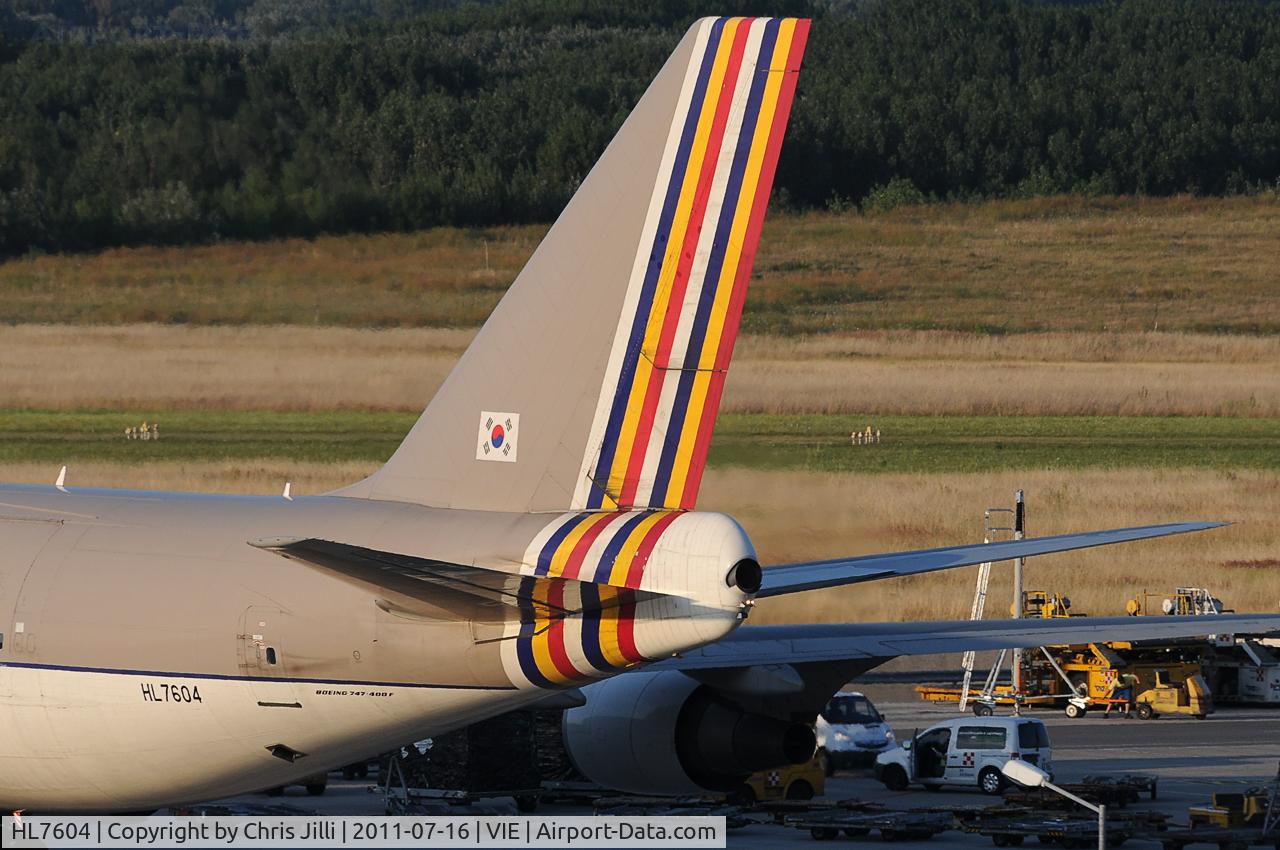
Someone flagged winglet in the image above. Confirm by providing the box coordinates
[55,465,67,492]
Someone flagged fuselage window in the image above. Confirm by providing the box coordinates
[266,647,278,665]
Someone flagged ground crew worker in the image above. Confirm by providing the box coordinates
[1104,672,1139,718]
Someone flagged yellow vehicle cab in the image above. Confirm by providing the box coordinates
[734,752,826,804]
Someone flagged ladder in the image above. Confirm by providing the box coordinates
[1263,760,1279,838]
[958,560,993,712]
[958,508,1015,712]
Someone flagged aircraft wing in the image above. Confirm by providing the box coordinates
[251,537,666,624]
[658,613,1280,670]
[756,522,1224,597]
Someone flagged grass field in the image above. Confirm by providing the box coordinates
[4,411,1277,474]
[5,325,1277,417]
[3,195,1278,333]
[705,466,1280,624]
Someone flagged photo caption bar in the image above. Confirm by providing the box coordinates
[3,816,725,849]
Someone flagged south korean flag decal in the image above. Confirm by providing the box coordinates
[477,411,519,462]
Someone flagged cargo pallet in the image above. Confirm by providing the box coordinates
[1148,826,1280,849]
[787,809,955,842]
[1003,776,1158,810]
[968,814,1134,848]
[962,807,1166,847]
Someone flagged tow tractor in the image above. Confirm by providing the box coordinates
[1152,761,1279,849]
[1065,668,1214,720]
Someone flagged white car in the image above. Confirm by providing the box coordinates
[874,716,1051,795]
[815,691,895,771]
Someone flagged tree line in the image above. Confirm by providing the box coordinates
[2,0,1279,255]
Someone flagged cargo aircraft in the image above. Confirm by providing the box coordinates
[3,17,1278,812]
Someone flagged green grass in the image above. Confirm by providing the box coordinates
[2,411,1277,474]
[711,415,1280,473]
[0,411,412,465]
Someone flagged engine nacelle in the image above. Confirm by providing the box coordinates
[564,671,815,795]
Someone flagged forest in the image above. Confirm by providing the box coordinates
[2,0,1279,254]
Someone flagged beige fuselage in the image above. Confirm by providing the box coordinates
[0,484,749,812]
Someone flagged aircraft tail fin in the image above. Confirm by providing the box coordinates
[336,17,809,512]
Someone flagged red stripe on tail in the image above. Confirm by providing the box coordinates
[680,20,810,510]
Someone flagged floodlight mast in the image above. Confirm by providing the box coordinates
[1001,760,1107,850]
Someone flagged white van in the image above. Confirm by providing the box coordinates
[814,691,895,771]
[874,717,1051,795]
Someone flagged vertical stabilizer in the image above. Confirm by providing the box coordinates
[338,17,810,513]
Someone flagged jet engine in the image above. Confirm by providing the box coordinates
[562,671,815,795]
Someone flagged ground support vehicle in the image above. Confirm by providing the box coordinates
[735,752,826,803]
[790,809,954,842]
[876,717,1052,795]
[920,643,1213,716]
[815,691,896,770]
[1204,640,1280,705]
[381,755,542,814]
[380,711,544,814]
[1150,763,1279,849]
[1151,826,1280,849]
[1188,766,1278,832]
[921,586,1236,716]
[1063,693,1130,718]
[1065,668,1213,719]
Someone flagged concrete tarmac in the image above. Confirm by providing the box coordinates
[211,701,1280,849]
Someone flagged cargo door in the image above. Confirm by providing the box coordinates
[0,519,63,697]
[237,605,296,706]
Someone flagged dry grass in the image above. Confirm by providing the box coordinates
[728,358,1278,417]
[4,324,1274,417]
[0,228,536,327]
[735,329,1280,364]
[0,325,462,412]
[3,195,1278,332]
[698,467,1280,624]
[0,460,1274,625]
[751,195,1280,334]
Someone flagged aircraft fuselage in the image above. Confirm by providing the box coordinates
[0,485,751,811]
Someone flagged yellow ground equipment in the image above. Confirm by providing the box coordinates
[1188,763,1278,831]
[1056,646,1213,719]
[736,751,825,804]
[917,590,1215,718]
[1133,669,1213,719]
[1125,586,1228,618]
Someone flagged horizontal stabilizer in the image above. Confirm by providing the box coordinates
[756,522,1226,598]
[660,613,1280,670]
[251,537,665,624]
